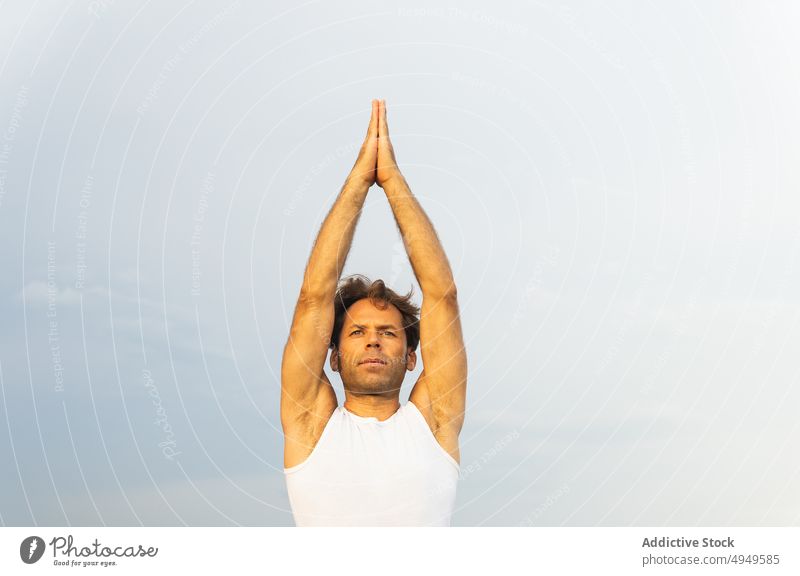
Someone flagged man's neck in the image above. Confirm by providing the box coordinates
[343,393,401,421]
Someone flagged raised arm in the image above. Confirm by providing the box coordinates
[281,100,378,435]
[375,102,455,300]
[299,101,379,299]
[376,99,467,442]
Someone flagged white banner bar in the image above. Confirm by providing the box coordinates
[2,527,797,575]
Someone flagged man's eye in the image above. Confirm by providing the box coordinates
[384,331,395,336]
[350,330,362,335]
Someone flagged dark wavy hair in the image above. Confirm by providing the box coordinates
[330,275,420,352]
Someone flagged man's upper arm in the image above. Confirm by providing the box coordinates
[413,291,467,435]
[280,293,336,430]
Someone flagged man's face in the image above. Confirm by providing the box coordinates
[330,298,417,394]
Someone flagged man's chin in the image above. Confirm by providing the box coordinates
[342,378,403,395]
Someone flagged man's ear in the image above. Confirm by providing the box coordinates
[405,348,417,371]
[330,347,340,372]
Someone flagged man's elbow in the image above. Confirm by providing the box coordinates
[424,282,458,301]
[298,286,333,305]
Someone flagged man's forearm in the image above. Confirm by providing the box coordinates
[300,176,369,299]
[383,175,456,298]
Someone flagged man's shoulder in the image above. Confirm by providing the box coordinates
[407,397,461,466]
[283,391,338,469]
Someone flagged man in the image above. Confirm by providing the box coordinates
[281,99,467,526]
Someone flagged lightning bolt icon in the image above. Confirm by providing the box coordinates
[28,538,38,559]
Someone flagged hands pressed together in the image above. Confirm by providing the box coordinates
[349,99,403,189]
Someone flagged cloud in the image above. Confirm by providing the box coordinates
[18,281,104,306]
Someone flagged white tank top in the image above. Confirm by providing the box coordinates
[284,401,460,526]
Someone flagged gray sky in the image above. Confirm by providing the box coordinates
[1,0,798,526]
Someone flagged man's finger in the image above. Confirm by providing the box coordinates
[367,99,378,137]
[379,98,389,139]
